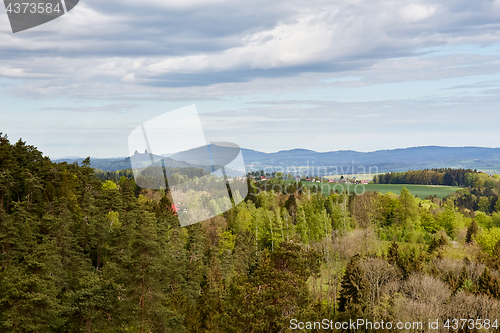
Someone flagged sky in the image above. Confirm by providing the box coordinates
[1,0,500,158]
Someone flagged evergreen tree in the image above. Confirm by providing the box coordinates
[477,267,500,298]
[223,241,320,332]
[387,240,399,265]
[284,194,297,224]
[0,236,66,332]
[492,239,500,270]
[466,219,478,243]
[183,223,208,331]
[456,264,472,294]
[338,255,370,318]
[197,248,224,333]
[428,234,448,253]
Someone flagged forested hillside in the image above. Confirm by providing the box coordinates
[2,133,500,332]
[374,168,476,187]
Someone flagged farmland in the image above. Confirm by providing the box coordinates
[289,181,461,198]
[324,173,381,181]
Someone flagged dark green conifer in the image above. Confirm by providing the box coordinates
[478,267,500,298]
[466,219,478,243]
[284,194,297,223]
[338,255,370,317]
[387,240,399,265]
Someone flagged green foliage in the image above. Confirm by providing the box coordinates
[325,193,352,231]
[420,208,438,233]
[395,187,419,225]
[284,193,297,222]
[435,200,460,236]
[478,196,491,212]
[466,219,478,243]
[491,240,500,270]
[495,198,500,213]
[475,211,493,228]
[478,267,500,298]
[222,241,320,332]
[428,234,448,253]
[5,135,500,331]
[297,181,460,198]
[218,230,236,254]
[338,255,370,316]
[493,212,500,227]
[387,240,399,265]
[106,210,121,232]
[231,205,252,234]
[389,243,426,279]
[476,228,500,254]
[376,192,398,226]
[376,168,474,187]
[456,265,471,294]
[0,238,66,332]
[102,180,118,190]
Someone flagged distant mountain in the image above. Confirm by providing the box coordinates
[54,151,199,172]
[54,145,500,174]
[240,146,500,173]
[169,143,241,167]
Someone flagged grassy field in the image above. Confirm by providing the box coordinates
[324,173,380,181]
[290,181,461,198]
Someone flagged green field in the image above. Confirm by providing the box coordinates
[324,173,381,181]
[292,181,461,198]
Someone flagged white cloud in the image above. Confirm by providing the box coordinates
[146,15,337,74]
[121,0,228,9]
[0,0,499,94]
[401,4,438,22]
[0,66,26,78]
[2,0,500,157]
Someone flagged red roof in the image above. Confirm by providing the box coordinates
[171,204,179,215]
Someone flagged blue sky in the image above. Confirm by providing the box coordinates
[1,0,500,158]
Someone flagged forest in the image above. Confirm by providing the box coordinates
[373,168,477,187]
[2,133,500,332]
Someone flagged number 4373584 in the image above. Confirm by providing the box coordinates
[443,319,498,330]
[5,2,62,14]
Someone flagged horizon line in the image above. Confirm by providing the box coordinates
[50,144,500,160]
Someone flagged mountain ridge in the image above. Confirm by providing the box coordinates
[54,145,500,173]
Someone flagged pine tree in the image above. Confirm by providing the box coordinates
[492,239,500,270]
[466,219,478,243]
[197,248,224,333]
[428,234,448,253]
[104,207,172,332]
[183,223,208,332]
[387,240,399,265]
[338,255,370,318]
[284,194,297,224]
[456,264,471,294]
[0,236,66,332]
[478,267,500,298]
[222,241,321,332]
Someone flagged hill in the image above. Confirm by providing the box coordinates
[55,145,500,173]
[241,146,500,173]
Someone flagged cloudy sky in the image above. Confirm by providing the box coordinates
[1,0,500,158]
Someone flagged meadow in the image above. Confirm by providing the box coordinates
[324,173,380,181]
[293,181,461,198]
